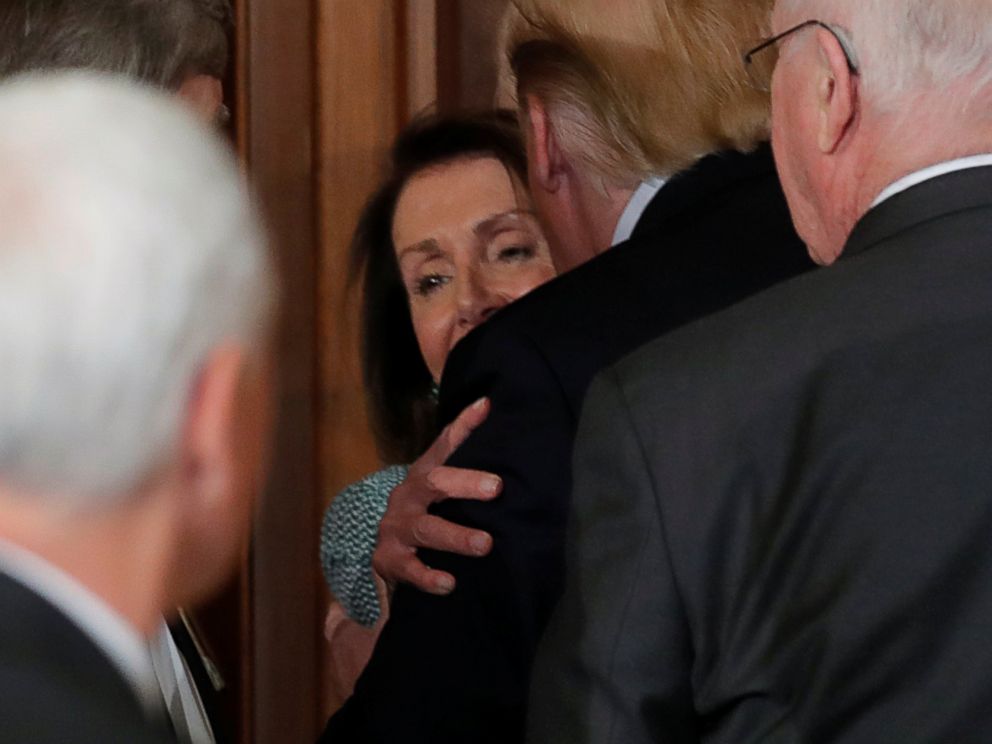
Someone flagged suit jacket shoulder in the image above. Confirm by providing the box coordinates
[547,165,992,743]
[440,143,813,419]
[0,573,173,744]
[613,164,992,446]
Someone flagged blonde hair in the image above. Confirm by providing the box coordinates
[507,0,775,184]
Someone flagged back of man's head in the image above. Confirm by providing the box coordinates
[769,0,992,264]
[0,73,274,516]
[776,0,992,121]
[0,0,231,89]
[507,0,776,187]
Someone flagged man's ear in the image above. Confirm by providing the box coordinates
[523,93,566,193]
[181,345,247,514]
[177,74,224,124]
[814,27,857,154]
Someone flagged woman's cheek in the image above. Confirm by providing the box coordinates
[507,262,556,299]
[412,305,453,382]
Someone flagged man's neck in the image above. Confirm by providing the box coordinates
[0,486,177,636]
[580,177,636,255]
[852,110,992,225]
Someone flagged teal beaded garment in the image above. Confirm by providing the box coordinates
[320,465,409,627]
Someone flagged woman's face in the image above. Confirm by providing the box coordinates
[393,156,555,382]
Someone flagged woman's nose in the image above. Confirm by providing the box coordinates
[456,270,505,328]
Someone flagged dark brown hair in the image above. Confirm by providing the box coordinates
[351,109,528,463]
[0,0,231,87]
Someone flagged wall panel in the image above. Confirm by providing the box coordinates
[241,0,320,741]
[314,0,405,719]
[228,1,508,739]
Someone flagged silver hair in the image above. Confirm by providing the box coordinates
[0,72,275,509]
[777,0,992,114]
[0,0,231,88]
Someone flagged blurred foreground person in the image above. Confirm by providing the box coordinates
[0,0,232,124]
[0,3,238,741]
[323,0,812,741]
[0,73,275,743]
[530,0,992,741]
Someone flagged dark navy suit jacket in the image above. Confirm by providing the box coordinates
[322,144,814,743]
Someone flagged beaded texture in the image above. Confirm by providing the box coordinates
[320,465,410,627]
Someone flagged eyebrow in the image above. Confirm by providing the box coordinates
[397,209,537,262]
[474,209,536,239]
[398,238,442,262]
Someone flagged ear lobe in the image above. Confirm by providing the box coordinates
[181,345,247,514]
[176,74,224,124]
[524,94,565,193]
[815,27,857,154]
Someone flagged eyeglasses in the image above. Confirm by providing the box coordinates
[743,20,860,92]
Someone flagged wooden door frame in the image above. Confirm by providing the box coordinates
[229,2,506,739]
[236,0,321,741]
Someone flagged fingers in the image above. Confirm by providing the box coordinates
[443,396,490,453]
[372,547,457,596]
[426,465,502,503]
[324,602,348,643]
[370,397,498,595]
[419,397,490,468]
[411,514,493,558]
[372,484,494,593]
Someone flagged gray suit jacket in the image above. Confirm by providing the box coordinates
[529,165,992,744]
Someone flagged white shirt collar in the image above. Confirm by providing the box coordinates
[0,538,162,716]
[871,153,992,209]
[151,620,217,743]
[611,176,666,246]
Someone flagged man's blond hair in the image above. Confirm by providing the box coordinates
[507,0,775,185]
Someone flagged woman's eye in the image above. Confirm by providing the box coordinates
[414,273,450,296]
[496,244,536,262]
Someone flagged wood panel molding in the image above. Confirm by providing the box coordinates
[314,0,403,719]
[241,0,320,741]
[229,2,511,739]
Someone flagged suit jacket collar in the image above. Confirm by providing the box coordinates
[0,571,165,728]
[845,164,992,259]
[630,143,778,241]
[0,538,159,711]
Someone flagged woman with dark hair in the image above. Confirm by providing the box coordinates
[320,109,555,701]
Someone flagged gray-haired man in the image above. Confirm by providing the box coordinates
[0,3,242,742]
[0,72,274,744]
